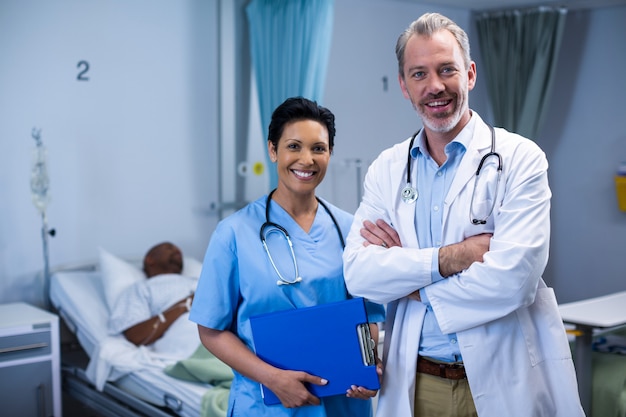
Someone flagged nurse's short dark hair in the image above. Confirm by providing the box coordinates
[267,96,336,152]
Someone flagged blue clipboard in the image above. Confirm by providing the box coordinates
[249,297,379,406]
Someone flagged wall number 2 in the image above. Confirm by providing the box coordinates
[77,60,90,81]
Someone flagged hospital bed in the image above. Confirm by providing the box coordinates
[48,252,230,417]
[560,292,626,417]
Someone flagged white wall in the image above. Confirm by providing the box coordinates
[0,0,220,306]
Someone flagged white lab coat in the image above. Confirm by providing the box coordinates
[344,113,585,417]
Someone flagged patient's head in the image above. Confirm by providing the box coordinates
[143,242,183,278]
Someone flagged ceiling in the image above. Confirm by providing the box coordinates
[401,0,626,11]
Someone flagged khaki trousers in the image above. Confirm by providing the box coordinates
[414,370,478,417]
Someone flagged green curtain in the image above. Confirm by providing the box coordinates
[475,7,567,139]
[246,0,334,189]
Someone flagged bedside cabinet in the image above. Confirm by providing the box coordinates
[0,302,61,417]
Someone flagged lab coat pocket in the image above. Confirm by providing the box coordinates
[516,287,572,366]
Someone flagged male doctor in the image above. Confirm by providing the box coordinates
[343,12,585,417]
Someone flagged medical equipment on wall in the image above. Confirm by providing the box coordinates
[260,189,344,286]
[401,125,502,225]
[237,161,266,177]
[341,158,365,208]
[616,161,626,212]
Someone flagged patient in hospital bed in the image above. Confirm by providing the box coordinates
[79,242,232,417]
[109,242,196,347]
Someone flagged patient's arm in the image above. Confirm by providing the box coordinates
[124,295,193,346]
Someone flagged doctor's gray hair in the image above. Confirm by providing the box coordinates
[267,96,336,153]
[395,12,472,77]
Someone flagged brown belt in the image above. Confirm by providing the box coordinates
[417,356,467,380]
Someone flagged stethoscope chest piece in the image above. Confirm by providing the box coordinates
[402,129,421,205]
[401,185,418,204]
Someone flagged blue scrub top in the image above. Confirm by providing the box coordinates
[190,195,385,417]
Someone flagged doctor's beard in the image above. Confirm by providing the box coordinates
[411,92,468,134]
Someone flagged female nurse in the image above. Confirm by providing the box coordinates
[189,97,385,416]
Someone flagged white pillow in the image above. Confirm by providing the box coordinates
[182,256,203,278]
[98,247,146,312]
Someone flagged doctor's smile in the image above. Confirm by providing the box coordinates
[424,98,453,112]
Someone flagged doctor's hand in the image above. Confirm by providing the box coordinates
[361,219,402,249]
[268,369,326,408]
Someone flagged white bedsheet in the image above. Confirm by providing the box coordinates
[50,269,210,417]
[50,270,106,355]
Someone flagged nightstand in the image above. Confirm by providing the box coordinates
[0,302,61,417]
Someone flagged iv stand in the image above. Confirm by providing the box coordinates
[40,211,55,308]
[31,128,55,308]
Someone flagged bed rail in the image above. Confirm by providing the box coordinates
[63,365,177,417]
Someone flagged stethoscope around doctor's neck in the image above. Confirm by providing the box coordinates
[401,124,502,225]
[259,189,345,286]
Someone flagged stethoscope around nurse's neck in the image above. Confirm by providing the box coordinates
[259,189,345,286]
[401,124,502,225]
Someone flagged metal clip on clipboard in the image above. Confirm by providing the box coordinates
[357,323,376,366]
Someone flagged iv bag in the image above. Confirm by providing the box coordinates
[31,143,51,213]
